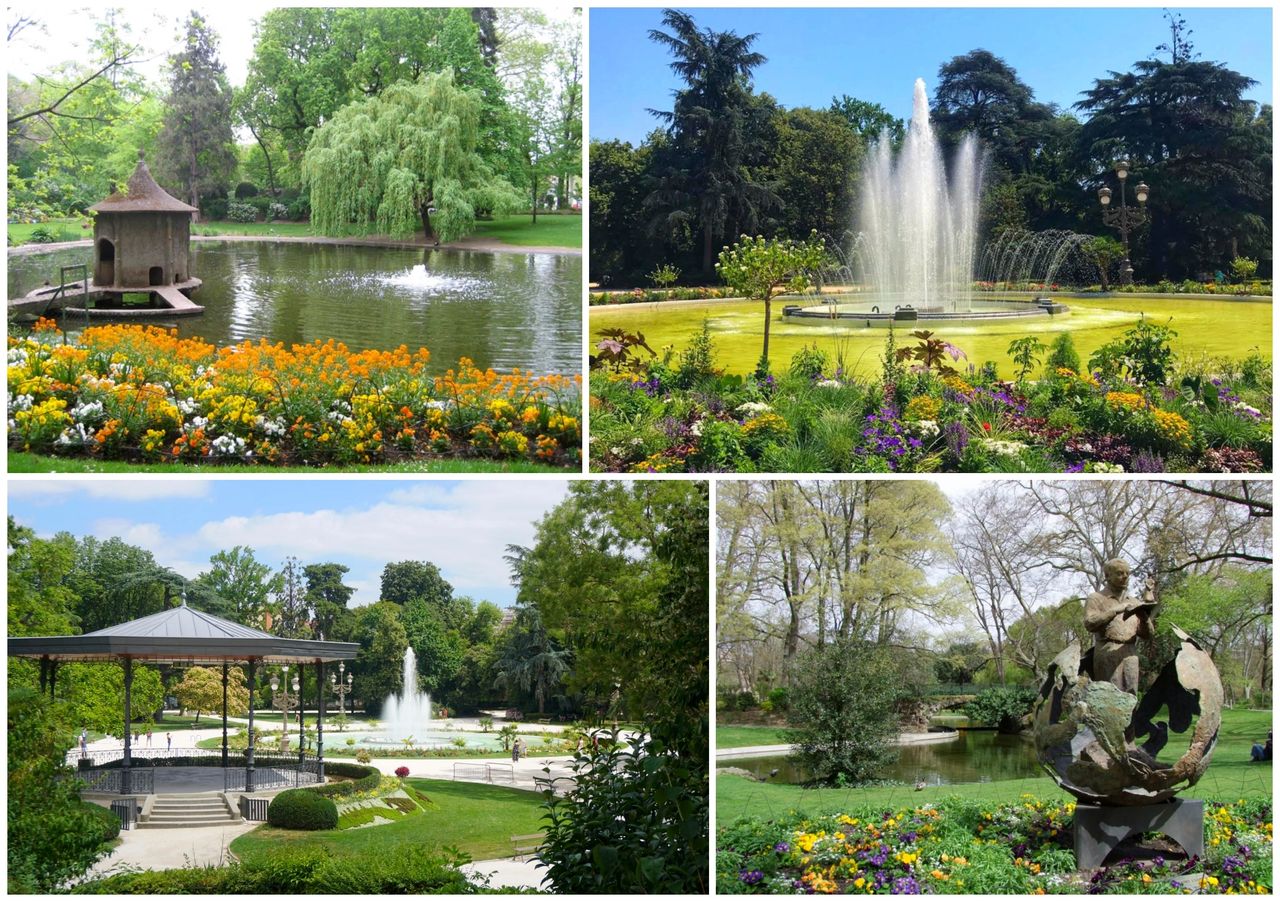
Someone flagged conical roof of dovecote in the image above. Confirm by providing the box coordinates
[90,149,198,213]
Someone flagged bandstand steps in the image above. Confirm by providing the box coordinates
[139,794,238,828]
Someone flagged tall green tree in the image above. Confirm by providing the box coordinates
[380,560,454,609]
[153,12,237,213]
[351,602,408,711]
[302,71,522,242]
[829,95,904,146]
[272,557,312,638]
[644,9,779,275]
[493,605,570,715]
[1074,44,1270,277]
[303,563,355,639]
[194,546,282,627]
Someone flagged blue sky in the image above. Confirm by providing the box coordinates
[8,479,571,609]
[590,7,1273,144]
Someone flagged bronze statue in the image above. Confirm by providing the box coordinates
[1084,559,1156,693]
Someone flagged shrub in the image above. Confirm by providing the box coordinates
[200,194,229,220]
[267,203,289,222]
[395,766,410,778]
[267,789,338,830]
[1045,333,1080,374]
[963,686,1038,733]
[227,202,258,223]
[234,182,260,199]
[304,762,381,798]
[674,321,718,388]
[786,640,904,785]
[788,344,829,380]
[540,730,707,893]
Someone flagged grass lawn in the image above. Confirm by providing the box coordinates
[592,294,1272,379]
[717,725,790,748]
[7,217,89,244]
[229,778,544,862]
[471,213,581,248]
[717,708,1272,827]
[7,451,567,474]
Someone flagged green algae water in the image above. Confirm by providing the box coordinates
[591,294,1271,379]
[9,241,581,376]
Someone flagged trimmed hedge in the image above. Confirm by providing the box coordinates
[80,801,121,844]
[267,789,338,831]
[72,847,480,894]
[306,762,381,799]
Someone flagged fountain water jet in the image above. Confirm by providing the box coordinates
[783,80,1076,325]
[383,648,433,742]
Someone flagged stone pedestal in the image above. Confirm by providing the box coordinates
[1074,799,1204,871]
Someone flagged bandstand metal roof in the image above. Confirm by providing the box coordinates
[7,600,358,665]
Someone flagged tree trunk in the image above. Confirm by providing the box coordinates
[702,228,714,275]
[249,123,278,196]
[530,173,538,224]
[419,204,438,246]
[761,295,772,369]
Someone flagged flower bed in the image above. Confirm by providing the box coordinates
[717,797,1272,894]
[8,320,580,467]
[588,325,1270,473]
[590,286,739,305]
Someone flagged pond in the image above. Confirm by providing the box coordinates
[729,730,1043,786]
[8,241,582,376]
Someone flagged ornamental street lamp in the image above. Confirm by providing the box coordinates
[328,662,353,731]
[269,666,299,752]
[1097,158,1150,286]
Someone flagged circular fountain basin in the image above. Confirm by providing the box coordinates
[782,293,1068,326]
[340,730,507,751]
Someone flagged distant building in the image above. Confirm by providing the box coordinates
[90,150,198,289]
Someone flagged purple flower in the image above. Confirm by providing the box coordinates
[1064,461,1085,473]
[774,841,790,853]
[944,421,968,459]
[1130,450,1165,473]
[892,875,922,894]
[739,869,764,885]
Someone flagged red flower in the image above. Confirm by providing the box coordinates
[982,422,992,431]
[395,766,410,778]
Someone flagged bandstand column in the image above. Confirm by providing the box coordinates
[221,663,229,769]
[297,663,306,767]
[316,661,325,780]
[246,660,256,793]
[49,661,58,698]
[122,657,133,795]
[39,657,49,694]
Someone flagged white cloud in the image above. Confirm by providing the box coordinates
[9,480,212,503]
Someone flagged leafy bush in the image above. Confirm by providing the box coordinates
[304,762,380,798]
[962,686,1038,733]
[234,182,260,199]
[28,225,59,244]
[786,640,906,786]
[788,344,829,380]
[540,730,707,893]
[200,194,229,220]
[227,202,258,223]
[1045,333,1080,373]
[287,196,311,221]
[73,846,476,894]
[267,788,338,830]
[267,203,289,222]
[355,748,372,764]
[9,688,118,892]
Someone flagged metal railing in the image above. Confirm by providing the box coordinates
[452,762,515,784]
[239,797,270,821]
[110,799,137,830]
[224,753,322,792]
[68,747,321,794]
[79,767,154,795]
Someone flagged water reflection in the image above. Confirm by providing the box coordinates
[8,241,582,376]
[730,730,1042,786]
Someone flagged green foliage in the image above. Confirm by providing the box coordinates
[226,202,258,223]
[1084,236,1126,290]
[1089,316,1179,386]
[785,640,904,786]
[73,846,474,894]
[716,232,827,365]
[497,724,520,750]
[962,686,1038,733]
[492,606,570,717]
[539,731,707,893]
[9,688,118,892]
[351,602,408,711]
[895,330,966,377]
[675,321,719,387]
[1006,336,1047,383]
[267,788,339,831]
[303,763,381,799]
[172,666,250,722]
[303,71,522,243]
[788,344,829,380]
[1045,333,1081,373]
[1231,256,1259,283]
[649,263,681,288]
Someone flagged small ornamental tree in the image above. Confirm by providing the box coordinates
[785,639,903,786]
[1084,236,1126,290]
[172,665,250,723]
[962,686,1037,734]
[1230,256,1259,284]
[302,70,523,244]
[715,232,827,374]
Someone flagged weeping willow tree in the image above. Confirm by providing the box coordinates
[302,70,522,243]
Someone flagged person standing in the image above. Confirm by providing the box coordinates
[166,732,172,752]
[146,728,153,747]
[512,737,521,763]
[79,727,88,758]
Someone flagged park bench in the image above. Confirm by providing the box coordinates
[510,832,545,861]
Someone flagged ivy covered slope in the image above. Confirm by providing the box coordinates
[589,318,1271,474]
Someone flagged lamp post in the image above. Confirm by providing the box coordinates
[1097,158,1150,286]
[328,663,353,731]
[269,666,298,752]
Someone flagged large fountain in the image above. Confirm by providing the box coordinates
[382,647,433,742]
[783,79,1074,325]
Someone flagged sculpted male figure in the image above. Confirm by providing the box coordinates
[1084,558,1156,693]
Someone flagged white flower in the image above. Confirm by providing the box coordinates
[69,400,105,423]
[177,397,198,415]
[735,401,773,416]
[9,393,35,412]
[982,438,1027,456]
[1087,461,1126,474]
[209,434,247,457]
[8,348,30,366]
[815,378,842,388]
[914,419,940,438]
[691,419,705,437]
[1234,402,1261,418]
[54,423,95,447]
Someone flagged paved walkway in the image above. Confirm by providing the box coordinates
[84,821,259,881]
[717,731,959,761]
[461,856,548,891]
